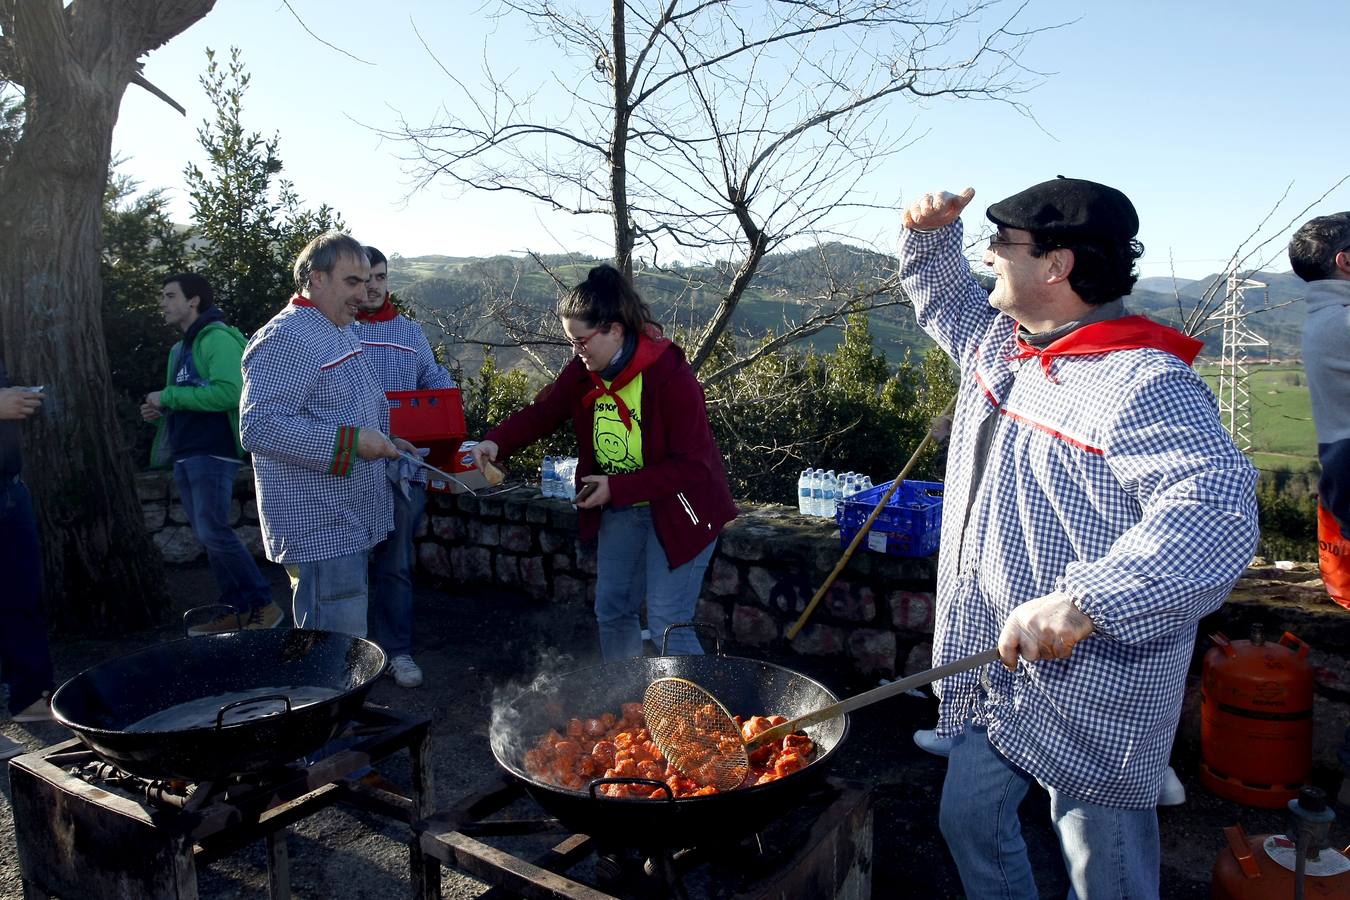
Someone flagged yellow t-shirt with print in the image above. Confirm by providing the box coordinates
[592,373,644,474]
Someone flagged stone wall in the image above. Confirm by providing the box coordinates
[134,469,1350,685]
[414,490,939,678]
[135,468,939,678]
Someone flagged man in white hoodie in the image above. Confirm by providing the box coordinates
[1289,213,1350,609]
[1289,211,1350,806]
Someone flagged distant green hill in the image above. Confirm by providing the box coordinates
[387,244,1309,373]
[388,243,935,371]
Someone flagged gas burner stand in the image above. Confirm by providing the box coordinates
[9,704,434,900]
[415,774,872,900]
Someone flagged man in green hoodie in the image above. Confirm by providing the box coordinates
[142,273,282,634]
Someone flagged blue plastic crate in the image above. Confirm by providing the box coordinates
[835,480,944,557]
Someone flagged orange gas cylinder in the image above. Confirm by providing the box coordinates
[1211,824,1350,899]
[1200,626,1313,808]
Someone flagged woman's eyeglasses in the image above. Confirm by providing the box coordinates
[565,325,611,351]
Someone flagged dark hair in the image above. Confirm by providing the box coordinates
[293,231,367,291]
[365,245,387,267]
[163,272,214,312]
[1028,235,1144,305]
[556,263,658,336]
[1288,212,1350,282]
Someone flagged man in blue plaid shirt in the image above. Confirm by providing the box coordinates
[899,178,1258,898]
[241,232,406,637]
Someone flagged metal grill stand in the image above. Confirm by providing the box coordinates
[9,704,434,900]
[416,775,872,900]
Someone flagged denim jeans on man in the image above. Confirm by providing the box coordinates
[368,483,425,657]
[939,722,1159,899]
[0,478,54,715]
[285,550,370,637]
[594,505,716,660]
[173,456,271,614]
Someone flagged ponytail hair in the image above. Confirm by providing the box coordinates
[557,263,658,337]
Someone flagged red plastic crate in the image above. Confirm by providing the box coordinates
[387,388,466,442]
[387,389,468,492]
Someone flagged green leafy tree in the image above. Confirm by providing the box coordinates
[184,47,342,337]
[705,314,944,503]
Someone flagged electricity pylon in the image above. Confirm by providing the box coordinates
[1213,268,1269,453]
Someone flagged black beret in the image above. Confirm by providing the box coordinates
[986,176,1139,242]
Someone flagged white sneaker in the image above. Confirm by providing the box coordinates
[1157,766,1186,806]
[913,729,955,758]
[387,655,423,689]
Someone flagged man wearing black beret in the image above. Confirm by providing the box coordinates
[897,178,1258,897]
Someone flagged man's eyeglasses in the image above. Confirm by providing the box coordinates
[987,236,1038,251]
[565,325,611,351]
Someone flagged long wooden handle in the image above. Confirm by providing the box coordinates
[745,647,1000,751]
[785,396,957,641]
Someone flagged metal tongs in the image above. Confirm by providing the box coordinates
[398,452,482,495]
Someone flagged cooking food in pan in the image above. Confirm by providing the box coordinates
[522,701,814,797]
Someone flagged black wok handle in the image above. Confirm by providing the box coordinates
[183,603,240,637]
[660,622,722,657]
[588,777,675,803]
[745,647,1002,751]
[215,694,293,730]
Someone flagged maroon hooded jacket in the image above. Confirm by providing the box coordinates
[484,336,738,568]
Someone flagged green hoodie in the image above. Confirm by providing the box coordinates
[148,319,248,468]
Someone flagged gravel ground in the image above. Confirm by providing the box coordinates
[3,564,1348,899]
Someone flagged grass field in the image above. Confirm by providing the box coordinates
[1197,364,1318,473]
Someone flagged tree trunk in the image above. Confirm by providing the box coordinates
[0,0,215,631]
[608,0,633,276]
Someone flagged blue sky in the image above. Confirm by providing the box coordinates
[112,1,1350,281]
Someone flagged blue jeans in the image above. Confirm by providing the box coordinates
[173,456,271,613]
[0,477,54,715]
[285,551,370,637]
[368,484,425,657]
[594,505,715,660]
[939,724,1160,899]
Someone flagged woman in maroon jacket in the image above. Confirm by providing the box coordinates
[470,265,737,660]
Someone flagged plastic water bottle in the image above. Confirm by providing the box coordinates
[823,470,838,518]
[541,455,556,497]
[860,474,873,492]
[558,457,577,501]
[797,469,811,515]
[841,474,857,501]
[809,469,824,517]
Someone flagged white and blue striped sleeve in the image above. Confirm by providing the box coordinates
[1060,364,1259,644]
[897,220,997,372]
[241,327,360,476]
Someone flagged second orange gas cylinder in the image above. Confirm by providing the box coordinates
[1200,625,1313,808]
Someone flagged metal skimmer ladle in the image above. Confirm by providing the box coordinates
[643,647,1000,791]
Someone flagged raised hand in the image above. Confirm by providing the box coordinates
[902,187,976,232]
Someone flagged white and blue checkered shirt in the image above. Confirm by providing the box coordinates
[352,310,454,486]
[241,303,393,564]
[899,222,1258,809]
[351,312,455,393]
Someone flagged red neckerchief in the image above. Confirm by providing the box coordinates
[581,325,671,430]
[1007,315,1203,382]
[290,292,316,308]
[356,295,398,322]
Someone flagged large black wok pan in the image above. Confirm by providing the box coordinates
[50,628,386,782]
[490,645,848,847]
